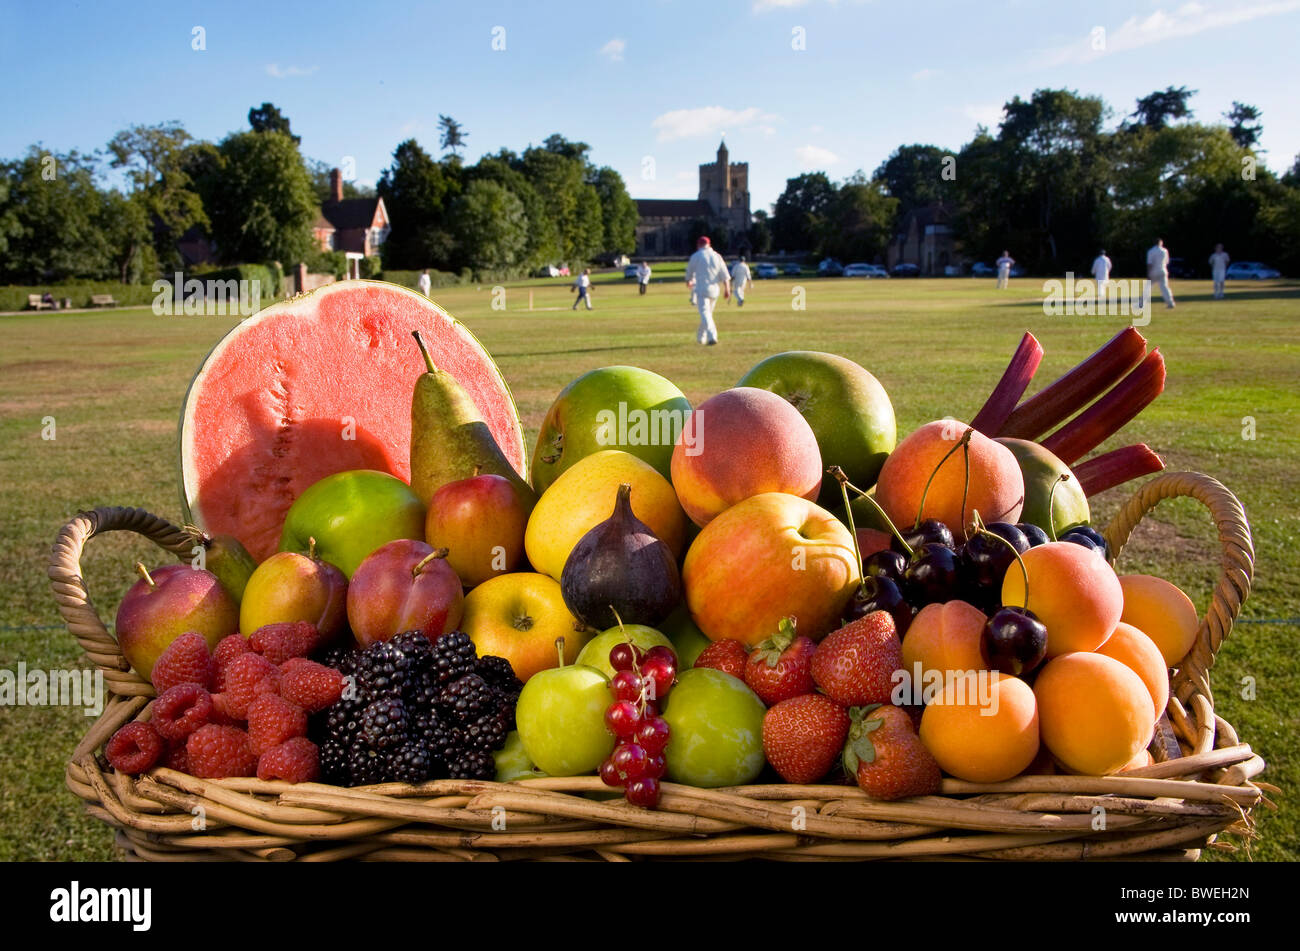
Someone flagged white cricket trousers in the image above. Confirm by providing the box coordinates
[1146,274,1175,309]
[1213,273,1226,299]
[997,267,1010,289]
[696,291,719,344]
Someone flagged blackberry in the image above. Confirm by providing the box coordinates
[430,630,478,687]
[476,655,522,694]
[462,708,508,752]
[318,645,359,677]
[322,695,365,743]
[392,740,432,784]
[403,668,441,712]
[319,739,350,783]
[447,747,495,780]
[391,630,435,673]
[437,673,493,721]
[347,746,388,786]
[355,640,413,697]
[360,697,408,750]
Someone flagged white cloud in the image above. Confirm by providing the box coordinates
[1035,0,1300,66]
[650,106,779,142]
[753,0,811,10]
[912,67,940,81]
[962,102,1005,129]
[600,38,626,62]
[795,145,839,168]
[265,63,318,79]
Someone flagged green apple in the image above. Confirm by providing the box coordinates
[661,668,766,787]
[738,351,896,506]
[493,731,549,782]
[515,655,614,776]
[529,366,691,496]
[658,602,711,669]
[279,469,425,579]
[996,438,1090,537]
[575,624,675,679]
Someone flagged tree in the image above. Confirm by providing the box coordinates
[873,144,952,216]
[520,142,602,262]
[771,172,837,252]
[249,103,300,144]
[470,149,554,267]
[817,177,897,261]
[590,166,638,255]
[0,147,114,283]
[377,139,461,268]
[748,210,773,255]
[1131,86,1196,130]
[438,116,467,157]
[107,121,207,272]
[305,157,375,203]
[1225,102,1263,149]
[194,131,317,264]
[451,180,528,271]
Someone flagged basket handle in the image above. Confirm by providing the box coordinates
[1102,471,1254,711]
[48,507,200,698]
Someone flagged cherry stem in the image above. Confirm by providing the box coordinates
[829,465,914,560]
[971,510,1031,605]
[1045,474,1070,542]
[412,548,450,577]
[960,439,972,537]
[412,330,437,374]
[914,427,973,532]
[135,562,155,588]
[835,470,866,588]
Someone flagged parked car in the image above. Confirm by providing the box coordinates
[890,262,920,277]
[536,265,561,278]
[817,258,845,276]
[969,262,995,277]
[1226,261,1282,280]
[843,263,889,278]
[1167,257,1195,279]
[623,265,640,279]
[782,263,803,276]
[754,263,779,279]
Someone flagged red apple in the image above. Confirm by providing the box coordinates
[425,472,530,588]
[682,493,861,646]
[114,563,239,683]
[239,546,348,643]
[346,540,465,647]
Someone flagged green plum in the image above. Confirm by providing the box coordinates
[996,438,1090,538]
[279,469,425,579]
[515,656,613,776]
[661,668,766,787]
[658,602,711,669]
[493,731,549,782]
[575,624,675,679]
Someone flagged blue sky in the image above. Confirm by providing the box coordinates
[6,0,1299,211]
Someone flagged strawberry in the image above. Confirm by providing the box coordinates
[693,638,749,680]
[762,693,851,784]
[843,704,942,801]
[810,610,902,706]
[744,617,816,705]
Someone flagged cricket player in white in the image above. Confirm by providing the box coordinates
[636,260,652,296]
[417,269,432,297]
[685,236,730,345]
[1209,244,1230,300]
[1146,239,1176,310]
[1091,250,1112,291]
[995,251,1015,289]
[730,256,752,307]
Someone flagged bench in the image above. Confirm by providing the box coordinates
[90,294,118,308]
[28,294,55,311]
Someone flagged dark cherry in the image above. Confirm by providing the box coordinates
[891,519,956,554]
[844,576,913,636]
[902,543,959,606]
[960,522,1030,590]
[863,549,908,583]
[981,606,1048,676]
[1015,522,1051,547]
[1060,526,1110,559]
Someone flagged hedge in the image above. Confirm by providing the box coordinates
[0,282,160,313]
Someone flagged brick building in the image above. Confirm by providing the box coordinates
[313,169,391,279]
[634,140,751,256]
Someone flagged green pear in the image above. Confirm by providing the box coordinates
[409,331,537,511]
[190,529,258,603]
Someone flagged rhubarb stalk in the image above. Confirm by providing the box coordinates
[1040,350,1166,465]
[970,332,1044,436]
[1073,444,1165,497]
[1000,327,1147,440]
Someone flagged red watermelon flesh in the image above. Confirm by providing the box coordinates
[180,280,526,562]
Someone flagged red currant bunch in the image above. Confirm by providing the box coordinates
[599,642,677,808]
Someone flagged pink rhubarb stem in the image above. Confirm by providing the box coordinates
[970,332,1044,437]
[1073,444,1166,497]
[1041,350,1166,465]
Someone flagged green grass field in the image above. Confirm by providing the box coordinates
[1,274,1296,861]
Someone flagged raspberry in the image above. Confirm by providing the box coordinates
[221,653,281,719]
[150,632,214,694]
[249,622,321,665]
[151,683,214,742]
[246,694,308,755]
[212,634,251,690]
[279,658,345,713]
[164,742,189,772]
[105,721,165,775]
[186,724,257,778]
[257,736,320,783]
[209,692,241,725]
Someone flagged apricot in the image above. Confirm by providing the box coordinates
[1001,542,1123,656]
[1034,653,1155,775]
[901,600,989,689]
[1120,748,1154,772]
[1118,574,1200,667]
[919,672,1039,783]
[1096,621,1170,725]
[875,420,1024,541]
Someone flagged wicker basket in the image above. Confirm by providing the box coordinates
[50,471,1267,862]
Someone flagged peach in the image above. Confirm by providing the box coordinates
[671,387,822,527]
[919,671,1039,782]
[901,600,989,686]
[1034,652,1155,775]
[855,527,893,560]
[875,420,1024,541]
[1096,621,1170,725]
[1001,542,1123,656]
[1118,574,1200,667]
[683,492,860,646]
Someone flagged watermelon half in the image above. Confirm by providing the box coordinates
[180,280,526,562]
